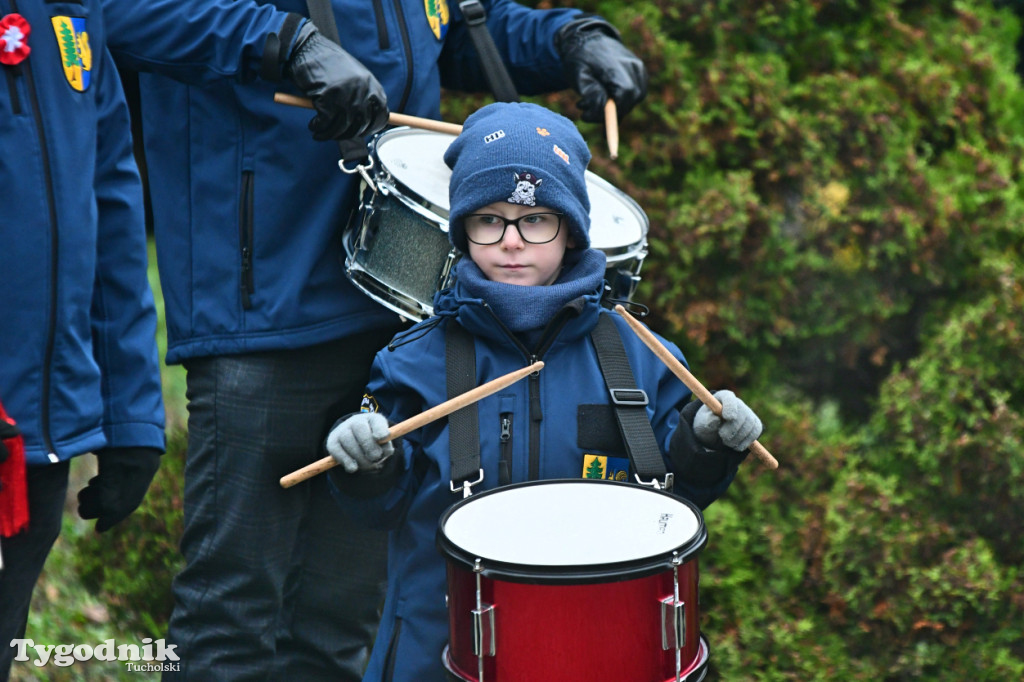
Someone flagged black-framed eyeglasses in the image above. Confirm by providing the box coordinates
[463,212,565,245]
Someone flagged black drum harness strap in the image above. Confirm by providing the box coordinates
[446,321,484,497]
[302,0,382,170]
[444,314,673,497]
[590,315,674,491]
[457,1,521,103]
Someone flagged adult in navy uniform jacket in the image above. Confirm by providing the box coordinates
[0,1,165,679]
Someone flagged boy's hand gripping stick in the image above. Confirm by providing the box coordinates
[280,361,544,487]
[614,305,779,470]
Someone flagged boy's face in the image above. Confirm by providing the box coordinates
[465,202,574,287]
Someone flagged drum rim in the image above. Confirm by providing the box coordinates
[441,633,710,682]
[372,127,455,219]
[436,479,708,585]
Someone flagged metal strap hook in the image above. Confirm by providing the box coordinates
[339,155,376,193]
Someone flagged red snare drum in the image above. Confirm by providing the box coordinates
[437,479,709,682]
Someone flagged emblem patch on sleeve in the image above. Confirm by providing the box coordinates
[424,0,449,40]
[359,393,380,413]
[51,16,91,92]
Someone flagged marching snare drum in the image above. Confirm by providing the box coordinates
[437,479,710,682]
[344,128,649,321]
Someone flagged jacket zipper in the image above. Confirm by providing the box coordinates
[371,0,389,49]
[382,617,402,682]
[13,0,59,458]
[388,0,414,112]
[498,413,513,485]
[4,65,23,115]
[239,171,255,309]
[479,303,576,481]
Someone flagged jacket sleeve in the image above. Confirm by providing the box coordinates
[90,46,166,453]
[667,401,746,510]
[102,0,292,83]
[327,355,423,530]
[438,0,582,94]
[637,327,742,509]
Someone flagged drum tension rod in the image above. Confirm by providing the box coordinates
[473,559,496,681]
[661,552,686,682]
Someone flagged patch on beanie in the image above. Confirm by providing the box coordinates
[536,127,550,136]
[508,172,542,206]
[552,144,570,164]
[484,129,505,143]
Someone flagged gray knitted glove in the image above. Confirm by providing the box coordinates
[693,390,762,452]
[325,412,394,473]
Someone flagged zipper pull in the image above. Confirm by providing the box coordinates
[500,415,511,442]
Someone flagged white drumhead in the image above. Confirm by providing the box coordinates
[585,173,647,252]
[442,481,700,567]
[375,128,457,213]
[373,128,647,252]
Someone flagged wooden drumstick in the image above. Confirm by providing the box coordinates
[273,92,464,136]
[613,305,779,470]
[280,361,544,488]
[604,99,619,160]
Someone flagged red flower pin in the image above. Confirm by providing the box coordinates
[0,13,31,66]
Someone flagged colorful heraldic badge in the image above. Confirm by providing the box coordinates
[582,454,630,482]
[424,0,449,40]
[51,16,91,92]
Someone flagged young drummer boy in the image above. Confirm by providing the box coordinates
[323,102,761,681]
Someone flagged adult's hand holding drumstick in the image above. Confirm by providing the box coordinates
[274,92,464,136]
[280,361,544,488]
[613,305,779,470]
[279,22,389,141]
[554,17,647,159]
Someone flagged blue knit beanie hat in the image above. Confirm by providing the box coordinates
[444,102,591,253]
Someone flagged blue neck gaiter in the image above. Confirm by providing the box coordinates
[455,249,607,333]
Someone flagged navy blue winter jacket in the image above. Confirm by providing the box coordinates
[102,0,582,363]
[329,275,741,681]
[0,0,165,466]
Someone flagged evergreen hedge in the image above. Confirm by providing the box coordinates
[77,1,1024,678]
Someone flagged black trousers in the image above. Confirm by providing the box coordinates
[164,327,402,681]
[0,460,70,681]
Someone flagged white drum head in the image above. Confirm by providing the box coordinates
[374,128,456,216]
[585,173,647,255]
[442,480,701,568]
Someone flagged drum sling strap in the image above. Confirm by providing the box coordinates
[446,321,484,496]
[590,315,674,491]
[458,0,520,103]
[444,315,672,494]
[303,0,374,164]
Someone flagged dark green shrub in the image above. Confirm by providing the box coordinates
[68,1,1024,678]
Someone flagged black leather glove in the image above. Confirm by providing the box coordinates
[555,17,648,123]
[283,21,389,141]
[0,418,19,464]
[78,447,162,532]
